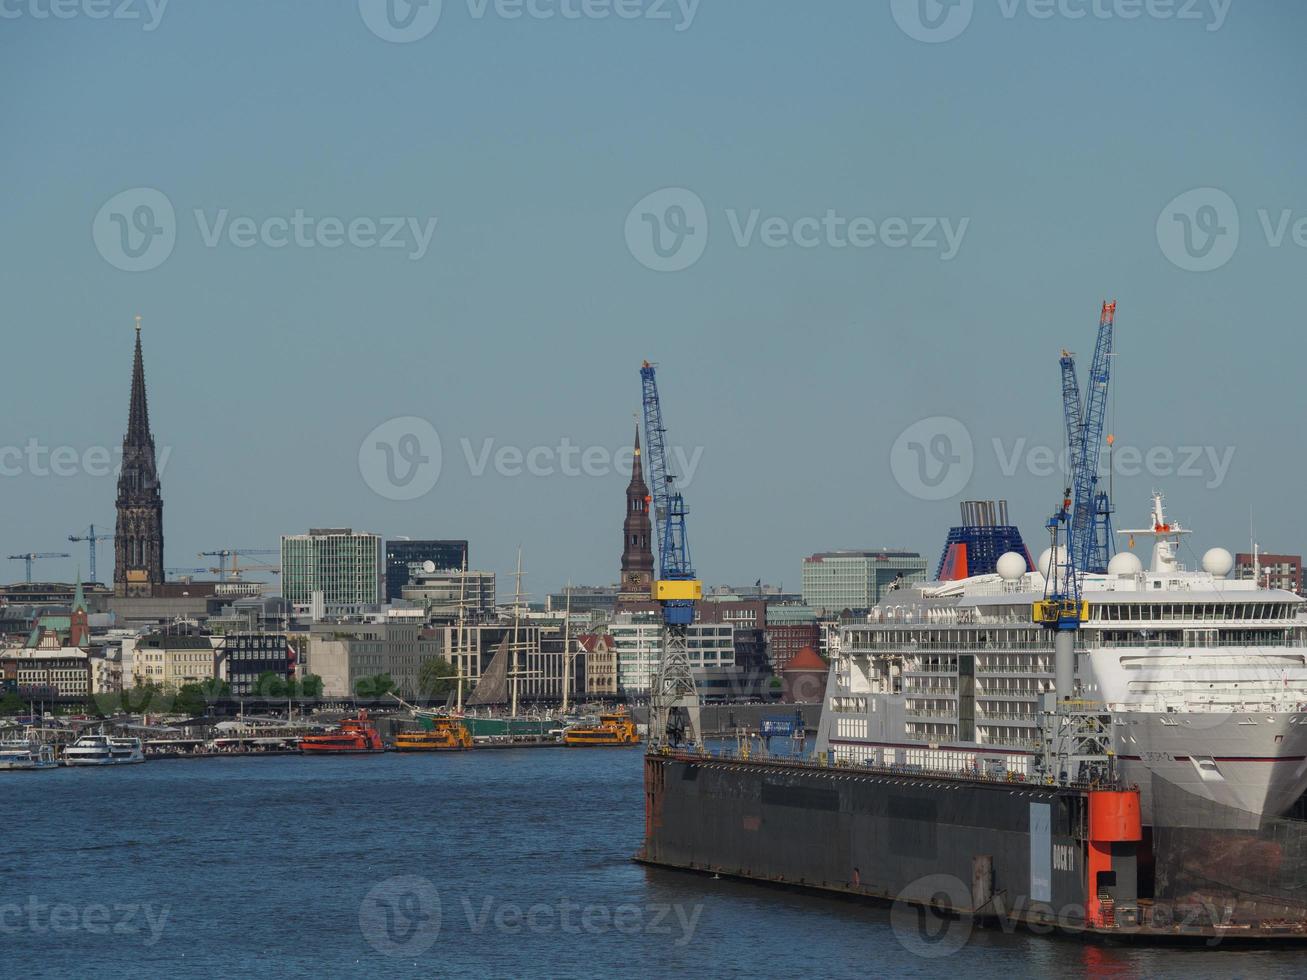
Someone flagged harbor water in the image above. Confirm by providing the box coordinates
[4,748,1303,979]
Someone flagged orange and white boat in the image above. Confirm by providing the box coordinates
[299,711,384,754]
[392,717,473,752]
[563,709,639,747]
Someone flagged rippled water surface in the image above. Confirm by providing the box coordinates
[4,750,1302,978]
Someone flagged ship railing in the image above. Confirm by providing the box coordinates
[675,745,1133,793]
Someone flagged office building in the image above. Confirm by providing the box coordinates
[801,549,928,615]
[384,539,469,602]
[281,529,384,618]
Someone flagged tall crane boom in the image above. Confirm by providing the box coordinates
[1059,350,1083,470]
[7,553,71,583]
[69,525,113,583]
[1069,301,1117,574]
[639,361,703,751]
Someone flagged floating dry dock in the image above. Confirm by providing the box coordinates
[638,752,1307,943]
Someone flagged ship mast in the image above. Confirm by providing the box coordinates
[455,553,469,713]
[510,548,523,718]
[560,582,573,714]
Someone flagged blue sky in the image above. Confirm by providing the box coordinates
[2,1,1305,593]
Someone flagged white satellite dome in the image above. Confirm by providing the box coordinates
[1037,547,1067,579]
[996,552,1027,582]
[1107,551,1144,577]
[1202,547,1235,578]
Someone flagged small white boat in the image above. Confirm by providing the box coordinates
[63,734,146,766]
[0,738,57,771]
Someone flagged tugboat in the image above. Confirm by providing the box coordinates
[392,717,473,752]
[299,711,384,754]
[563,709,639,747]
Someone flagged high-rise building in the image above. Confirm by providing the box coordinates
[114,319,165,596]
[617,426,657,613]
[801,549,928,615]
[609,615,735,696]
[384,539,469,602]
[401,567,496,619]
[1236,552,1303,595]
[281,529,383,618]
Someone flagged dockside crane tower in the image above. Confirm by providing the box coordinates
[640,361,703,751]
[1062,301,1118,574]
[1033,492,1113,784]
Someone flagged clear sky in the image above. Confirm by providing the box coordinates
[2,1,1305,594]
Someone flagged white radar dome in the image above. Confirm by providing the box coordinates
[996,552,1027,581]
[1107,552,1144,577]
[1202,547,1235,578]
[1038,547,1067,579]
[422,560,437,573]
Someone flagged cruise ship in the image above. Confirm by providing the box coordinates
[815,492,1307,833]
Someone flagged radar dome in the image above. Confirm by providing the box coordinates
[422,560,437,573]
[1107,552,1143,577]
[996,552,1027,581]
[1202,547,1235,578]
[1038,546,1067,579]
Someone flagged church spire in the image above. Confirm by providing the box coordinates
[127,315,151,449]
[115,317,165,595]
[618,422,655,606]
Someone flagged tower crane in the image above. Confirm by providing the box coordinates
[68,525,113,583]
[199,549,278,581]
[7,553,71,583]
[640,361,703,751]
[1062,301,1118,574]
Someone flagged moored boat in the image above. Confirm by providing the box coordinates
[564,709,639,747]
[64,734,145,766]
[0,738,57,771]
[393,717,473,752]
[299,712,384,754]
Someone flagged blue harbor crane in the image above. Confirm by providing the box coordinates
[68,525,113,584]
[1062,301,1117,574]
[7,552,72,583]
[640,361,703,750]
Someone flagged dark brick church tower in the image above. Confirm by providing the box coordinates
[617,425,655,609]
[113,318,165,596]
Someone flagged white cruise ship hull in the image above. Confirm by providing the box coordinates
[1113,710,1307,830]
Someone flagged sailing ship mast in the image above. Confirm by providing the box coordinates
[510,548,523,718]
[561,582,573,714]
[455,553,469,713]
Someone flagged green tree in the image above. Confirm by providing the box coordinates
[254,671,288,698]
[418,657,458,701]
[173,683,212,717]
[354,673,395,698]
[0,692,26,716]
[299,674,324,698]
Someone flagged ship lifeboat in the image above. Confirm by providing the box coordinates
[299,711,384,754]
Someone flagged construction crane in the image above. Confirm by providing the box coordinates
[166,567,212,578]
[198,549,278,581]
[1062,301,1117,574]
[7,553,71,583]
[640,361,703,751]
[1032,491,1115,785]
[68,525,113,583]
